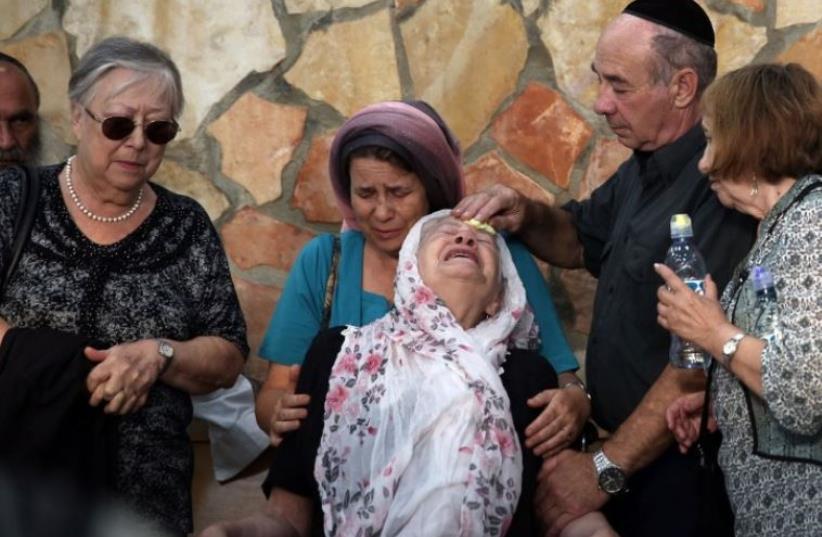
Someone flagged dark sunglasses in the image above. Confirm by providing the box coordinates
[84,107,179,145]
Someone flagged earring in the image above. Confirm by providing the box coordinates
[750,175,759,197]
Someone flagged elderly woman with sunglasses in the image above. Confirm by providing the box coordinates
[0,37,247,536]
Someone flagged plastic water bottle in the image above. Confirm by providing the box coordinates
[752,265,781,347]
[665,214,709,369]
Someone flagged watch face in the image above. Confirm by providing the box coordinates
[159,341,174,358]
[723,340,736,356]
[599,467,626,495]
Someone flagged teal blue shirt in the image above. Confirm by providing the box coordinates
[259,230,578,372]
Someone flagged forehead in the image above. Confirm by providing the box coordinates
[91,68,173,114]
[594,16,655,82]
[420,216,497,243]
[0,65,37,109]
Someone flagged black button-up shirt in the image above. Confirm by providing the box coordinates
[564,125,757,432]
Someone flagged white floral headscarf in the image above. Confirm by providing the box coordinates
[315,210,538,536]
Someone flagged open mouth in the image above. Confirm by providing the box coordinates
[443,246,479,264]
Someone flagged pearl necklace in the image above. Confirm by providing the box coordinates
[65,155,143,223]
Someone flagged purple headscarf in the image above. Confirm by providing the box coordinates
[329,101,464,230]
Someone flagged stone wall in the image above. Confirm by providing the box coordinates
[1,0,819,380]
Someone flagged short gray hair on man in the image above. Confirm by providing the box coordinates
[649,25,717,97]
[68,36,184,118]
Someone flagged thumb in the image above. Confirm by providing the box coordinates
[288,364,301,386]
[84,346,109,363]
[705,274,719,300]
[527,388,557,408]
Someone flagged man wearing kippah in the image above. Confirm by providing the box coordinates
[0,53,40,168]
[454,1,757,535]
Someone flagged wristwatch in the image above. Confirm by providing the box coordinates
[721,332,745,366]
[157,339,175,374]
[593,448,627,495]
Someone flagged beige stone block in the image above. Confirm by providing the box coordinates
[153,160,229,221]
[0,0,47,39]
[232,277,281,361]
[63,0,286,139]
[208,93,307,206]
[221,207,315,271]
[285,9,400,118]
[464,151,555,206]
[1,32,73,143]
[538,0,624,110]
[292,131,342,224]
[284,0,373,13]
[522,0,540,17]
[579,138,631,199]
[778,26,822,80]
[401,0,528,148]
[775,0,821,29]
[700,2,768,76]
[491,83,592,189]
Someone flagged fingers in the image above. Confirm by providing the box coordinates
[452,186,523,231]
[84,346,109,363]
[527,389,557,409]
[282,393,311,409]
[705,274,719,300]
[653,263,688,293]
[287,364,301,386]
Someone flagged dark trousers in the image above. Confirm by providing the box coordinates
[602,446,734,537]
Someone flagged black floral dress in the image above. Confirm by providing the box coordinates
[0,163,248,535]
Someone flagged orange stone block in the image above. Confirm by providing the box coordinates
[291,132,342,224]
[491,83,593,189]
[221,207,315,271]
[778,28,822,81]
[464,151,555,206]
[728,0,765,12]
[579,138,632,200]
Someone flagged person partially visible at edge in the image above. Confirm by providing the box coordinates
[453,1,758,536]
[0,52,41,167]
[202,212,616,537]
[0,36,247,536]
[662,63,822,537]
[255,100,591,461]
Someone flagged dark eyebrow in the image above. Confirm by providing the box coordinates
[8,111,36,122]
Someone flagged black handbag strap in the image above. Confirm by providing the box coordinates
[1,164,41,299]
[695,360,716,468]
[320,235,341,330]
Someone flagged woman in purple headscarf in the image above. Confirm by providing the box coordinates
[254,100,589,460]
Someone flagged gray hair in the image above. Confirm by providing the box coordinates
[68,36,184,118]
[649,26,717,97]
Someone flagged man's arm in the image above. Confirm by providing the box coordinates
[600,364,705,474]
[453,185,584,269]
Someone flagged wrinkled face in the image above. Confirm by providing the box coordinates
[698,116,751,211]
[417,216,502,317]
[0,65,38,167]
[592,16,676,151]
[350,156,430,257]
[71,67,173,190]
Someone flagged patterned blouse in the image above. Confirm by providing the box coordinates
[713,174,822,536]
[0,164,248,535]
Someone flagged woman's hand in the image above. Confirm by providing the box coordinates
[268,365,311,447]
[654,264,733,352]
[666,391,717,454]
[524,376,591,458]
[85,339,165,415]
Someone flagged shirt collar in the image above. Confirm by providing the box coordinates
[634,124,706,187]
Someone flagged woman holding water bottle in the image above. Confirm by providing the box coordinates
[656,63,822,536]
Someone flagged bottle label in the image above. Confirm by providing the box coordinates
[684,278,705,295]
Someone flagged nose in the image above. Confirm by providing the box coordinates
[453,228,476,247]
[373,195,395,221]
[0,121,15,149]
[124,122,147,149]
[697,149,710,175]
[593,86,615,116]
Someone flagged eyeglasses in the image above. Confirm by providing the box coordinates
[84,107,179,145]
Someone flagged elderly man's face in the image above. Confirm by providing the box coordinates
[592,16,677,152]
[0,64,39,167]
